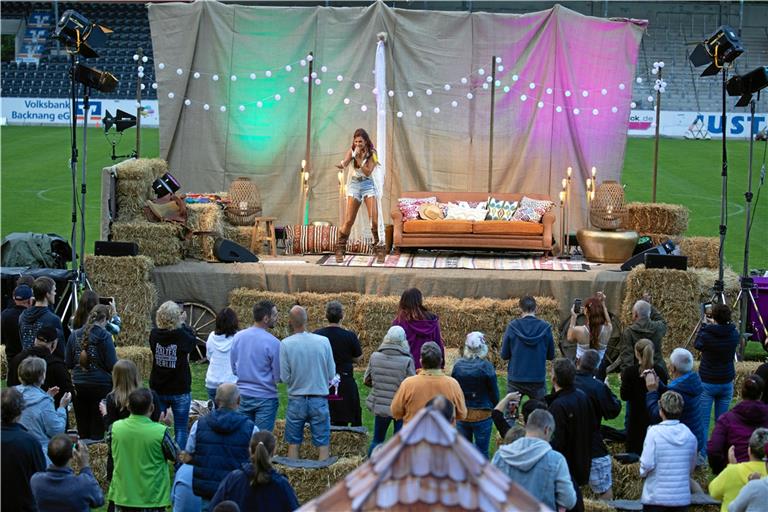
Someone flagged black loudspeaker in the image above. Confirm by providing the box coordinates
[213,238,259,263]
[620,245,664,271]
[95,240,139,257]
[645,254,688,270]
[632,236,654,255]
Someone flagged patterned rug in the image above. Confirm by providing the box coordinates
[319,253,588,271]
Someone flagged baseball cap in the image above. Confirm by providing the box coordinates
[13,285,33,301]
[36,325,58,343]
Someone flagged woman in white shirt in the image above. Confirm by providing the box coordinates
[567,291,612,365]
[205,307,239,403]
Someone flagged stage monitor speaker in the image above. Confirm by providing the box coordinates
[645,254,688,270]
[633,236,654,255]
[213,238,259,263]
[95,240,139,257]
[621,245,664,271]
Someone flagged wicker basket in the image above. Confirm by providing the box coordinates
[590,180,626,230]
[225,177,262,226]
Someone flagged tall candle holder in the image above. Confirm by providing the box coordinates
[558,167,572,259]
[337,169,345,225]
[297,159,309,225]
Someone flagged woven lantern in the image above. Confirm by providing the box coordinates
[590,180,626,230]
[225,177,262,226]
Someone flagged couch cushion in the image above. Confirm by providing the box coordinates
[403,219,473,234]
[472,220,544,235]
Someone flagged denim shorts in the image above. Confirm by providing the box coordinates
[589,454,612,494]
[285,396,331,447]
[346,177,377,202]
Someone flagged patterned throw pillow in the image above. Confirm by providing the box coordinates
[486,197,519,221]
[445,204,489,221]
[398,196,438,221]
[284,224,338,255]
[511,196,555,223]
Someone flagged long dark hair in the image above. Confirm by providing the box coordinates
[351,128,376,168]
[79,304,110,368]
[584,297,606,350]
[214,307,239,337]
[72,290,99,329]
[249,431,276,486]
[396,288,433,322]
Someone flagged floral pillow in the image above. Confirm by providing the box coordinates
[511,196,555,223]
[486,197,519,221]
[398,196,437,221]
[445,203,488,221]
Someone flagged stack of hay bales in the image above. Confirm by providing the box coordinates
[625,202,689,243]
[676,236,720,269]
[111,221,184,266]
[584,461,711,503]
[222,224,258,251]
[113,158,168,221]
[228,289,561,370]
[84,255,157,347]
[278,456,364,504]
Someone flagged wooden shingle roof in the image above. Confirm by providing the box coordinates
[299,407,551,511]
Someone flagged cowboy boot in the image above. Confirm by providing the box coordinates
[335,232,349,263]
[372,232,386,264]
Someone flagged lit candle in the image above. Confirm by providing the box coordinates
[562,178,567,189]
[567,166,572,178]
[303,171,309,182]
[591,190,595,200]
[586,178,592,190]
[591,166,596,177]
[559,191,566,203]
[301,159,306,170]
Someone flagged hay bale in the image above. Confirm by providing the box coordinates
[677,237,720,269]
[296,292,361,334]
[186,203,224,261]
[85,255,158,347]
[114,158,168,221]
[444,347,461,373]
[71,442,110,493]
[621,267,700,358]
[625,202,689,236]
[279,456,363,504]
[272,420,368,460]
[690,267,740,311]
[0,345,6,380]
[112,221,183,266]
[351,295,400,367]
[116,346,153,380]
[222,225,258,252]
[735,361,764,392]
[612,461,643,499]
[583,499,613,512]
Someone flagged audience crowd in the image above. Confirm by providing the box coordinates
[3,277,768,512]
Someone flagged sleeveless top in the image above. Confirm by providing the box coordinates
[575,324,610,365]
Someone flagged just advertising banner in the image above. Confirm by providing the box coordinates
[628,109,768,138]
[0,98,159,127]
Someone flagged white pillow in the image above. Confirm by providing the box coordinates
[445,204,488,221]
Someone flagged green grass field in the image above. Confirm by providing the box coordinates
[2,126,766,268]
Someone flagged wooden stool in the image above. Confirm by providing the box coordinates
[251,216,277,256]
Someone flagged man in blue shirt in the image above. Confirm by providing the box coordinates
[31,434,105,510]
[500,296,555,401]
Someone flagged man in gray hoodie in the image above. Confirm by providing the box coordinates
[491,409,576,511]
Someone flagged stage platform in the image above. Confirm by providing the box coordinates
[151,254,629,317]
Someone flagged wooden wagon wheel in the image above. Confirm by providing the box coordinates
[180,302,216,363]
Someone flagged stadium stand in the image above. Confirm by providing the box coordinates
[0,1,765,112]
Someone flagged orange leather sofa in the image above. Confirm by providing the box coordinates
[391,191,555,254]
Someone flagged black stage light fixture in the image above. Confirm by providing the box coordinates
[727,66,768,107]
[689,25,744,76]
[102,110,137,133]
[54,10,113,59]
[152,173,182,198]
[73,64,118,93]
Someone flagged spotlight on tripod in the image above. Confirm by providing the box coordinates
[54,10,112,58]
[103,110,137,161]
[727,66,768,107]
[689,25,743,303]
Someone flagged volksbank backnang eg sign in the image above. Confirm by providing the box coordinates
[1,97,159,127]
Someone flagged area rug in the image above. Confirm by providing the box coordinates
[318,253,588,271]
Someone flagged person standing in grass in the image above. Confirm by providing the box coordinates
[206,308,240,404]
[231,300,281,432]
[149,300,196,449]
[392,288,444,370]
[695,303,740,460]
[314,301,363,427]
[364,325,415,456]
[19,276,66,359]
[451,332,499,459]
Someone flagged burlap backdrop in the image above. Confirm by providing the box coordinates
[149,2,645,230]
